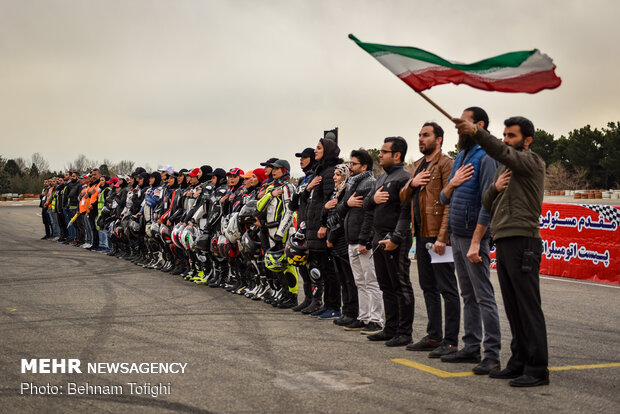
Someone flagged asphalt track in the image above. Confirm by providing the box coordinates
[1,205,619,413]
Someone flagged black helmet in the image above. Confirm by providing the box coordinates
[238,200,258,226]
[285,230,308,266]
[195,233,210,252]
[240,230,261,258]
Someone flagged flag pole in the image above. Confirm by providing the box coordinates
[415,91,456,123]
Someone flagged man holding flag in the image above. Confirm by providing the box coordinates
[453,116,549,387]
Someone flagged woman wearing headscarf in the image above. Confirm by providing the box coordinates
[302,137,344,319]
[323,164,359,326]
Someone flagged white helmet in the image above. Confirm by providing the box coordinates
[171,223,186,249]
[225,212,241,243]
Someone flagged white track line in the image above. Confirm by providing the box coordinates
[540,275,620,289]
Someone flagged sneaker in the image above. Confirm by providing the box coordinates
[406,336,442,351]
[333,315,355,326]
[428,343,457,359]
[385,335,412,347]
[440,348,481,363]
[319,309,342,320]
[472,358,501,375]
[310,307,327,318]
[360,322,383,335]
[343,320,367,331]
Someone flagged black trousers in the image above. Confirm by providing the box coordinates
[57,209,67,239]
[75,212,85,243]
[373,233,414,336]
[309,250,341,311]
[415,235,460,346]
[41,208,52,237]
[333,252,359,318]
[495,236,548,378]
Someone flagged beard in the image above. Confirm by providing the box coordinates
[420,141,436,155]
[512,138,526,151]
[458,134,476,151]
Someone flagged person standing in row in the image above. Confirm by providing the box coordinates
[337,149,383,335]
[400,122,460,358]
[439,107,502,375]
[454,115,549,387]
[364,136,414,347]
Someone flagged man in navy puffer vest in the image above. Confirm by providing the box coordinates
[439,107,502,376]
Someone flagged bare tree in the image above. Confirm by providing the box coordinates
[66,154,97,173]
[111,160,135,175]
[545,162,589,190]
[31,152,50,172]
[14,157,27,171]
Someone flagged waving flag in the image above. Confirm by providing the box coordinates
[349,34,561,94]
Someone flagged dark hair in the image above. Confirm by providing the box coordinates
[465,106,490,131]
[504,116,535,139]
[350,149,373,170]
[422,122,444,146]
[91,168,100,173]
[384,136,408,161]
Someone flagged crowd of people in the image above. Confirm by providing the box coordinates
[39,106,550,387]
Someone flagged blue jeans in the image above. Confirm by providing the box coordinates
[83,214,92,244]
[451,234,501,360]
[64,208,76,241]
[98,230,108,249]
[48,210,59,237]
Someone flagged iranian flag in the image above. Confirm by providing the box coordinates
[349,34,561,94]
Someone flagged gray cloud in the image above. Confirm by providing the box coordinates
[1,0,619,175]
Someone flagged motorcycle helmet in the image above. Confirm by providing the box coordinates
[171,223,185,249]
[160,223,172,244]
[240,231,261,257]
[285,235,308,266]
[195,232,210,252]
[238,200,258,227]
[224,212,241,243]
[264,247,288,272]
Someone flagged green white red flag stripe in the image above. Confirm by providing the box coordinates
[349,34,561,94]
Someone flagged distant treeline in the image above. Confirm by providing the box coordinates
[1,122,618,194]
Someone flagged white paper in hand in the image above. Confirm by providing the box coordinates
[429,246,454,263]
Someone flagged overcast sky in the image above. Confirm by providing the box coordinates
[1,0,619,175]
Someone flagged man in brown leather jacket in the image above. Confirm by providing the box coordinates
[400,122,460,357]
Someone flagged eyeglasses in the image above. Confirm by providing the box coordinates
[379,150,394,154]
[348,162,361,166]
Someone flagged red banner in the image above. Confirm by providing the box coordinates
[490,203,619,285]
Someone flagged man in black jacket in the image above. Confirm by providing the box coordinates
[364,136,414,347]
[63,171,80,243]
[289,147,317,312]
[335,149,383,334]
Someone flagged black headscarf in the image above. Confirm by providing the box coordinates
[199,165,213,183]
[317,138,343,170]
[150,171,162,187]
